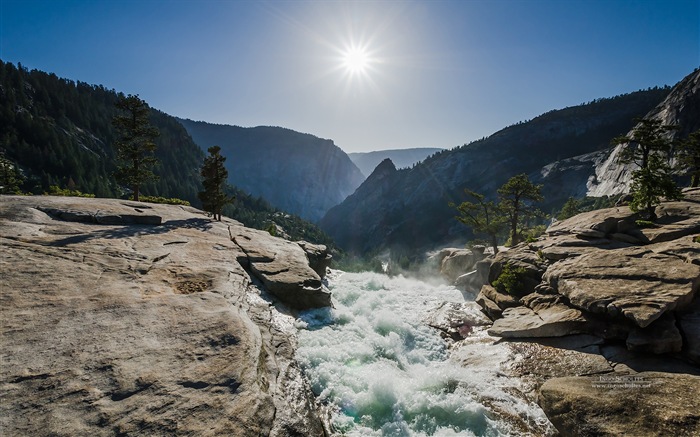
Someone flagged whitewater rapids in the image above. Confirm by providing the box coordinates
[294,270,554,436]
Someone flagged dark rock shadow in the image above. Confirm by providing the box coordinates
[48,218,213,247]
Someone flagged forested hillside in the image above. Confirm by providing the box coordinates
[0,60,203,202]
[320,86,672,255]
[178,119,365,221]
[0,60,337,249]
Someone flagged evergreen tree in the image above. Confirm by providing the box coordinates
[557,197,582,220]
[612,118,682,219]
[497,174,543,246]
[199,146,234,221]
[112,94,159,201]
[450,189,506,254]
[677,129,700,187]
[0,154,24,194]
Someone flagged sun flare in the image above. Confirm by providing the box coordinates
[342,47,369,75]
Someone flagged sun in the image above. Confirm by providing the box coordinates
[341,46,370,75]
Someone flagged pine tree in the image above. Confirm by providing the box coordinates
[112,94,159,201]
[612,118,682,220]
[497,174,543,246]
[0,154,24,194]
[450,189,506,254]
[677,129,700,187]
[199,146,234,221]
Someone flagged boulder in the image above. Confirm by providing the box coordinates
[425,301,491,340]
[488,297,589,338]
[459,258,493,295]
[488,247,547,297]
[440,248,483,282]
[479,284,520,310]
[539,372,700,437]
[296,241,332,278]
[543,247,699,328]
[475,291,503,320]
[233,230,332,309]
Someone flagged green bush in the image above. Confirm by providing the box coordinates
[492,263,529,296]
[130,195,190,206]
[634,219,657,228]
[45,185,95,198]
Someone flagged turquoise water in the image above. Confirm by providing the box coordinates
[295,271,553,436]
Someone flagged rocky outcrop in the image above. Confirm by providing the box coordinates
[539,372,700,436]
[476,189,700,354]
[0,196,330,436]
[587,69,700,197]
[232,229,331,309]
[425,301,491,341]
[428,247,486,283]
[296,241,332,278]
[469,190,700,436]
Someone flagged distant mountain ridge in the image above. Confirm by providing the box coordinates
[0,60,338,248]
[348,148,444,178]
[320,85,674,255]
[178,119,365,222]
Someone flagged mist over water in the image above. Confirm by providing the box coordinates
[295,271,553,436]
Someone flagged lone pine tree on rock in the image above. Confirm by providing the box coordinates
[451,189,505,254]
[112,94,159,202]
[497,174,543,246]
[613,118,682,220]
[199,146,235,221]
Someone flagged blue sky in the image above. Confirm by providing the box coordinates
[1,0,698,153]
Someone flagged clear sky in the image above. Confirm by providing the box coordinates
[1,0,698,153]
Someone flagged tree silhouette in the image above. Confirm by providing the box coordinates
[112,94,159,201]
[199,146,234,221]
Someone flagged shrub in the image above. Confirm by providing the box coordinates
[45,185,95,198]
[492,263,530,296]
[130,195,190,206]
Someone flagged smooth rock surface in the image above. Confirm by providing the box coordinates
[232,229,331,309]
[543,247,698,328]
[0,196,327,436]
[539,372,700,437]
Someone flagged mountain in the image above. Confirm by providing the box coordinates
[348,147,444,178]
[531,69,700,202]
[177,119,365,222]
[0,60,338,248]
[319,86,673,255]
[0,60,203,203]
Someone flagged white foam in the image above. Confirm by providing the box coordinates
[296,271,554,436]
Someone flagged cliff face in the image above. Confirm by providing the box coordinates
[178,120,365,222]
[587,68,700,196]
[0,196,331,436]
[320,88,670,254]
[536,69,700,199]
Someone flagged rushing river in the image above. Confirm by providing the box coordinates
[295,271,553,436]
